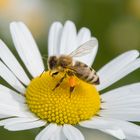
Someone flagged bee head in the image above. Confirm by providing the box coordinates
[48,56,58,70]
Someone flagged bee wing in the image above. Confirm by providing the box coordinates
[69,39,98,57]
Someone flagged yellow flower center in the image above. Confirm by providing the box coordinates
[25,71,101,125]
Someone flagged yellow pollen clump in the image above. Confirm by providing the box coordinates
[25,71,101,125]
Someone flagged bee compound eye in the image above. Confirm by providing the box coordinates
[49,56,57,69]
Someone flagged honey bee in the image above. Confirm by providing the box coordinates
[48,40,100,93]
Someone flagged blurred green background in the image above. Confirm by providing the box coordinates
[0,0,140,140]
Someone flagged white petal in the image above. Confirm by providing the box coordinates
[10,22,44,77]
[48,22,63,56]
[102,103,140,110]
[0,113,16,119]
[35,123,59,140]
[91,117,140,139]
[0,106,37,118]
[0,61,25,93]
[99,110,140,122]
[0,101,37,118]
[0,84,25,103]
[0,114,9,119]
[100,83,140,121]
[102,129,125,140]
[60,21,77,55]
[97,59,140,90]
[0,101,27,111]
[77,126,120,140]
[80,117,126,139]
[5,120,46,131]
[0,40,30,85]
[0,87,39,119]
[0,102,27,115]
[0,117,38,126]
[97,50,139,91]
[80,117,120,130]
[102,98,140,108]
[50,126,66,140]
[63,124,85,140]
[119,122,140,139]
[126,135,140,140]
[98,50,139,79]
[87,37,98,66]
[77,27,91,46]
[101,83,140,100]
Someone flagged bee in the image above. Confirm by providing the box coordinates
[48,40,100,93]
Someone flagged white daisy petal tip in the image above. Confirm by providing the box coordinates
[91,37,98,47]
[65,20,75,25]
[77,27,91,46]
[49,21,63,33]
[132,49,140,55]
[63,20,76,32]
[10,21,45,77]
[105,129,126,140]
[125,50,139,57]
[60,20,77,55]
[48,21,63,56]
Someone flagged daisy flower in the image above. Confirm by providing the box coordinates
[0,20,140,140]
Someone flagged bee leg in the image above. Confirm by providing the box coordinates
[51,71,59,77]
[52,73,66,91]
[69,76,76,97]
[69,86,75,98]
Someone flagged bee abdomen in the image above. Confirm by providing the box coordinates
[73,61,100,85]
[74,61,88,68]
[86,71,100,85]
[88,75,100,85]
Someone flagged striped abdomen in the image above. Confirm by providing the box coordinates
[72,61,100,85]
